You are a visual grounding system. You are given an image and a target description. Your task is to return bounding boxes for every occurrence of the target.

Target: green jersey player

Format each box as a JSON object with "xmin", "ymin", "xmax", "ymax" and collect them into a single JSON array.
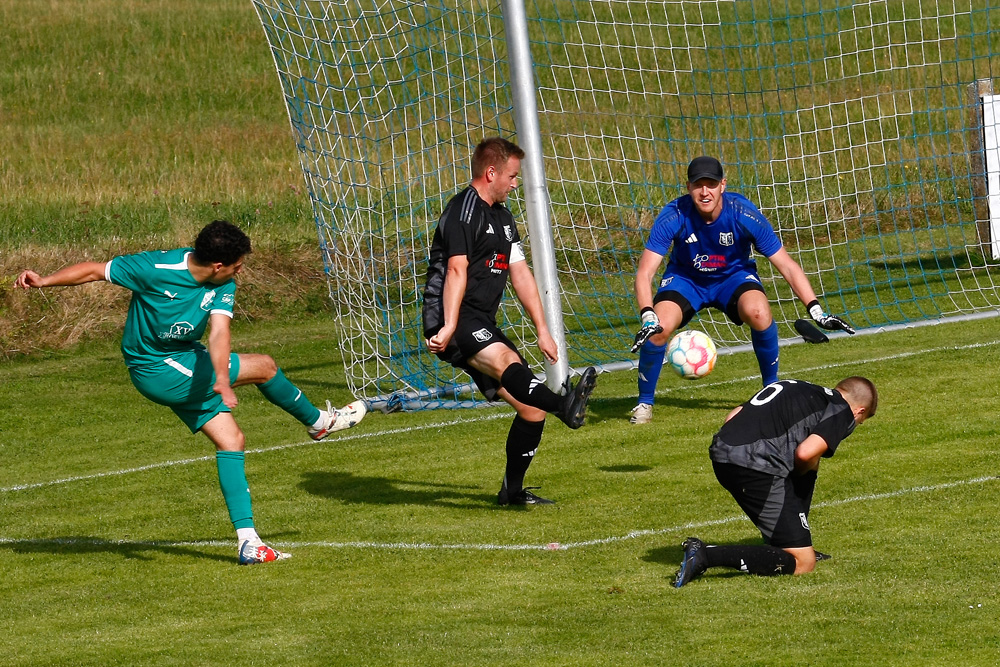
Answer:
[{"xmin": 15, "ymin": 220, "xmax": 366, "ymax": 565}]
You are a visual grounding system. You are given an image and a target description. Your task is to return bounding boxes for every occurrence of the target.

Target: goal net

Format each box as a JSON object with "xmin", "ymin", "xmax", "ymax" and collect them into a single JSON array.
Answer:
[{"xmin": 253, "ymin": 0, "xmax": 1000, "ymax": 409}]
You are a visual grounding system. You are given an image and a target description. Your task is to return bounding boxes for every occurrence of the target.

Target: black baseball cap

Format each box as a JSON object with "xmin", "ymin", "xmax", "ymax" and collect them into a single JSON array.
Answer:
[{"xmin": 687, "ymin": 156, "xmax": 724, "ymax": 183}]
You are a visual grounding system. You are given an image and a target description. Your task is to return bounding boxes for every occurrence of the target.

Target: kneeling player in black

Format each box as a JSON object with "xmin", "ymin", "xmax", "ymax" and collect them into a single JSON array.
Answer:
[
  {"xmin": 422, "ymin": 137, "xmax": 598, "ymax": 506},
  {"xmin": 674, "ymin": 376, "xmax": 877, "ymax": 587}
]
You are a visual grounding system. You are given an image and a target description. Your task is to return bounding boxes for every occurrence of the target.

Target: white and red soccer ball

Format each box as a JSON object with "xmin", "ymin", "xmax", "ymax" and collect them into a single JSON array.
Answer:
[{"xmin": 666, "ymin": 329, "xmax": 717, "ymax": 379}]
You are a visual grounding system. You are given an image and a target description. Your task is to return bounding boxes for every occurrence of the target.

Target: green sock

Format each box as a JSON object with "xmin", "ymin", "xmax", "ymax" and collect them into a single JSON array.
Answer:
[
  {"xmin": 258, "ymin": 368, "xmax": 322, "ymax": 426},
  {"xmin": 216, "ymin": 451, "xmax": 254, "ymax": 530}
]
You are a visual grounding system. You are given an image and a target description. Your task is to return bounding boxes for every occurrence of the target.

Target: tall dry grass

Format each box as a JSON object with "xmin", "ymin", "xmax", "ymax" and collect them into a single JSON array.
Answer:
[
  {"xmin": 2, "ymin": 1, "xmax": 331, "ymax": 357},
  {"xmin": 1, "ymin": 238, "xmax": 328, "ymax": 358}
]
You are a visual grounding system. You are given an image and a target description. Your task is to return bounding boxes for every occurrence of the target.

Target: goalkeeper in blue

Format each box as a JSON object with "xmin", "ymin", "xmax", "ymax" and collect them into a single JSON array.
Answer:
[
  {"xmin": 14, "ymin": 220, "xmax": 366, "ymax": 565},
  {"xmin": 630, "ymin": 156, "xmax": 854, "ymax": 424}
]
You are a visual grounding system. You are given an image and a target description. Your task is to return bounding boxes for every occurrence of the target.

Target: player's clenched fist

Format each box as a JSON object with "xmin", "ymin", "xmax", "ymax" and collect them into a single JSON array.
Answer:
[{"xmin": 15, "ymin": 270, "xmax": 43, "ymax": 289}]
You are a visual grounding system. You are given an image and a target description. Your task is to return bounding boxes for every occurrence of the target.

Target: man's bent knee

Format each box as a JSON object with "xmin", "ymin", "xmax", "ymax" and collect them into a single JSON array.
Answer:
[
  {"xmin": 648, "ymin": 328, "xmax": 673, "ymax": 347},
  {"xmin": 235, "ymin": 353, "xmax": 278, "ymax": 385},
  {"xmin": 785, "ymin": 546, "xmax": 817, "ymax": 575},
  {"xmin": 470, "ymin": 343, "xmax": 522, "ymax": 380},
  {"xmin": 515, "ymin": 404, "xmax": 546, "ymax": 422},
  {"xmin": 738, "ymin": 294, "xmax": 773, "ymax": 329}
]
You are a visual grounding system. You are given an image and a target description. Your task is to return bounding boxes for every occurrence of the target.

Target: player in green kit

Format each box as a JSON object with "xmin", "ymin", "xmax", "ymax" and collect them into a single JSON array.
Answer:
[{"xmin": 14, "ymin": 220, "xmax": 366, "ymax": 565}]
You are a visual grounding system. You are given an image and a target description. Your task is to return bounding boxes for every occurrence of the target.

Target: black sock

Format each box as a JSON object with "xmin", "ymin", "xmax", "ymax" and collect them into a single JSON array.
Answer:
[
  {"xmin": 503, "ymin": 415, "xmax": 545, "ymax": 492},
  {"xmin": 500, "ymin": 363, "xmax": 563, "ymax": 413},
  {"xmin": 704, "ymin": 544, "xmax": 797, "ymax": 576}
]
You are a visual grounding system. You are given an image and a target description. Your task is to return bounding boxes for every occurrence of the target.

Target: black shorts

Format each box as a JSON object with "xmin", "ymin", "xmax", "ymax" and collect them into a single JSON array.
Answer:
[
  {"xmin": 425, "ymin": 310, "xmax": 522, "ymax": 402},
  {"xmin": 712, "ymin": 461, "xmax": 817, "ymax": 548}
]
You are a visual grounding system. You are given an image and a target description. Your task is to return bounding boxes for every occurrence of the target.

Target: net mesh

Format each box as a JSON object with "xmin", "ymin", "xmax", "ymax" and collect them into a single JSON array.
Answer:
[{"xmin": 253, "ymin": 0, "xmax": 1000, "ymax": 409}]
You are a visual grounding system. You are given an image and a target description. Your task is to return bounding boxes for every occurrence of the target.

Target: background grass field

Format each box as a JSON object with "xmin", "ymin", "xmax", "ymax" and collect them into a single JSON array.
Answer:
[
  {"xmin": 4, "ymin": 317, "xmax": 1000, "ymax": 665},
  {"xmin": 1, "ymin": 0, "xmax": 319, "ymax": 355},
  {"xmin": 5, "ymin": 1, "xmax": 1000, "ymax": 664}
]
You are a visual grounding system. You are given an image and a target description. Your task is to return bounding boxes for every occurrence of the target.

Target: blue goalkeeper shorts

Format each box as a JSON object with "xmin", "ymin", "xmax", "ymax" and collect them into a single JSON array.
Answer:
[{"xmin": 653, "ymin": 270, "xmax": 766, "ymax": 327}]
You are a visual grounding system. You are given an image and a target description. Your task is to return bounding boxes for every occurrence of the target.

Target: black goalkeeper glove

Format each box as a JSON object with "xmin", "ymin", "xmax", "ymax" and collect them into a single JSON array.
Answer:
[
  {"xmin": 807, "ymin": 301, "xmax": 856, "ymax": 335},
  {"xmin": 630, "ymin": 307, "xmax": 663, "ymax": 353}
]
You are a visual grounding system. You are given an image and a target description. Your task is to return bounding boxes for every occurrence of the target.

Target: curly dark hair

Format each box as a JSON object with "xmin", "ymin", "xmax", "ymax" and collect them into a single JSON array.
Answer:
[{"xmin": 192, "ymin": 220, "xmax": 252, "ymax": 266}]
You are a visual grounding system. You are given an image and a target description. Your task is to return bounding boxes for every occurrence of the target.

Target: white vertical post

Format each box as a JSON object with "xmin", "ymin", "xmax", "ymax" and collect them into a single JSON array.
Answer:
[
  {"xmin": 982, "ymin": 94, "xmax": 1000, "ymax": 261},
  {"xmin": 500, "ymin": 0, "xmax": 569, "ymax": 391}
]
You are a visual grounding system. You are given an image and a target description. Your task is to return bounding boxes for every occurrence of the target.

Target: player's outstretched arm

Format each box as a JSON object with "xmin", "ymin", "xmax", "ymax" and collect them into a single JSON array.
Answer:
[
  {"xmin": 509, "ymin": 260, "xmax": 557, "ymax": 364},
  {"xmin": 15, "ymin": 262, "xmax": 107, "ymax": 289},
  {"xmin": 767, "ymin": 248, "xmax": 818, "ymax": 305},
  {"xmin": 767, "ymin": 248, "xmax": 856, "ymax": 334}
]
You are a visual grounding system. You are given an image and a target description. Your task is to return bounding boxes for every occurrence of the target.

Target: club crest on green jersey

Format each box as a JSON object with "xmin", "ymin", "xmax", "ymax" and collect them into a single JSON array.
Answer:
[{"xmin": 200, "ymin": 290, "xmax": 217, "ymax": 311}]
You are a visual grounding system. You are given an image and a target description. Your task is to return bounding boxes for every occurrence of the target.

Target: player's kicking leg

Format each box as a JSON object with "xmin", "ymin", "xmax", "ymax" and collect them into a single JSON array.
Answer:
[
  {"xmin": 470, "ymin": 343, "xmax": 598, "ymax": 430},
  {"xmin": 234, "ymin": 353, "xmax": 367, "ymax": 440}
]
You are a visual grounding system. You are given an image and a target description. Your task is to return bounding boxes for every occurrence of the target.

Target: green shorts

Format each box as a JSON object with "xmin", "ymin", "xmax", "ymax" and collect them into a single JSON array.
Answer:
[{"xmin": 129, "ymin": 349, "xmax": 241, "ymax": 433}]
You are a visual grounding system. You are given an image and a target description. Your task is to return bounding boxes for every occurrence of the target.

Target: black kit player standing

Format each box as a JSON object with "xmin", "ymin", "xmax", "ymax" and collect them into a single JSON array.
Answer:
[
  {"xmin": 674, "ymin": 376, "xmax": 877, "ymax": 587},
  {"xmin": 422, "ymin": 137, "xmax": 598, "ymax": 506}
]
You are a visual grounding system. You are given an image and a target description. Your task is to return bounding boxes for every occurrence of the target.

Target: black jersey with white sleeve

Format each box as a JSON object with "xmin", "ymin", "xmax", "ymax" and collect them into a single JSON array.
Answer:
[{"xmin": 422, "ymin": 187, "xmax": 523, "ymax": 333}]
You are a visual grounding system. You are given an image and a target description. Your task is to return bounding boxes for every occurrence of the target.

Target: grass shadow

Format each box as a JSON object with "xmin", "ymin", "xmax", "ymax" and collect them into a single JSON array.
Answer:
[
  {"xmin": 300, "ymin": 470, "xmax": 491, "ymax": 509},
  {"xmin": 642, "ymin": 535, "xmax": 766, "ymax": 567},
  {"xmin": 599, "ymin": 464, "xmax": 654, "ymax": 473},
  {"xmin": 0, "ymin": 536, "xmax": 233, "ymax": 563},
  {"xmin": 587, "ymin": 394, "xmax": 734, "ymax": 424}
]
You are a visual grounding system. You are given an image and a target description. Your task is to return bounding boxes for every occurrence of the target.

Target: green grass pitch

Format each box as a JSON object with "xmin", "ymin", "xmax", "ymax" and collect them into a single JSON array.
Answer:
[{"xmin": 3, "ymin": 317, "xmax": 1000, "ymax": 665}]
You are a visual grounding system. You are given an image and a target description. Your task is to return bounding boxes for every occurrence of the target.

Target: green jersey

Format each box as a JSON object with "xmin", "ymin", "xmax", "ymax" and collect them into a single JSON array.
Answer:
[{"xmin": 106, "ymin": 248, "xmax": 236, "ymax": 368}]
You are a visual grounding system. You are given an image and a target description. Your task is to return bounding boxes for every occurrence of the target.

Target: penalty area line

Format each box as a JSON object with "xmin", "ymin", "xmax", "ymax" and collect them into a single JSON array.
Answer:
[{"xmin": 2, "ymin": 475, "xmax": 995, "ymax": 553}]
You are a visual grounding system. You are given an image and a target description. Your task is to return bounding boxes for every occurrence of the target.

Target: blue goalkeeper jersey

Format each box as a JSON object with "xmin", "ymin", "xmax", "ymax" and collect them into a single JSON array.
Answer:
[
  {"xmin": 645, "ymin": 192, "xmax": 783, "ymax": 284},
  {"xmin": 105, "ymin": 248, "xmax": 236, "ymax": 369}
]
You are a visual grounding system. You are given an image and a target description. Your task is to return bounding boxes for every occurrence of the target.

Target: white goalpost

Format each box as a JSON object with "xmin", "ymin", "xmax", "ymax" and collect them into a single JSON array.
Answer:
[{"xmin": 252, "ymin": 0, "xmax": 1000, "ymax": 410}]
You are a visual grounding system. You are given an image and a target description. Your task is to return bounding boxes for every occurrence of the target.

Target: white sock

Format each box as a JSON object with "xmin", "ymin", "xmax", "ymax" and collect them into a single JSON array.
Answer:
[
  {"xmin": 311, "ymin": 410, "xmax": 329, "ymax": 429},
  {"xmin": 237, "ymin": 527, "xmax": 261, "ymax": 545}
]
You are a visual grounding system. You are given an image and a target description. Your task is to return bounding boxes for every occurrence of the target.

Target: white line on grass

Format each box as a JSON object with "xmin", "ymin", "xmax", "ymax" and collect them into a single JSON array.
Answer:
[
  {"xmin": 4, "ymin": 338, "xmax": 999, "ymax": 495},
  {"xmin": 1, "ymin": 475, "xmax": 995, "ymax": 553},
  {"xmin": 0, "ymin": 413, "xmax": 510, "ymax": 494}
]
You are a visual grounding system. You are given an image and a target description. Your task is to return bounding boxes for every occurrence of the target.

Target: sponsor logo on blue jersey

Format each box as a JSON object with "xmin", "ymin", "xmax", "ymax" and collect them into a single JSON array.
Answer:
[{"xmin": 692, "ymin": 254, "xmax": 727, "ymax": 271}]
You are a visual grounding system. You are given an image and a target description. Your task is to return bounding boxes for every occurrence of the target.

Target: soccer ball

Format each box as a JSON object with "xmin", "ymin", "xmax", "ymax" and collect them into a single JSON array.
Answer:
[{"xmin": 666, "ymin": 330, "xmax": 717, "ymax": 379}]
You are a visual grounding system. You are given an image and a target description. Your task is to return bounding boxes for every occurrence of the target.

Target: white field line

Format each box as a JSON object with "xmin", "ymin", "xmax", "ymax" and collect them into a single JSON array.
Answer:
[
  {"xmin": 3, "ymin": 338, "xmax": 998, "ymax": 495},
  {"xmin": 0, "ymin": 413, "xmax": 511, "ymax": 493},
  {"xmin": 0, "ymin": 474, "xmax": 995, "ymax": 553}
]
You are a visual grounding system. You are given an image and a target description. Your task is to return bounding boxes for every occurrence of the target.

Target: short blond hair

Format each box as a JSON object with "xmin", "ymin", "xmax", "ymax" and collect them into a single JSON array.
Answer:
[{"xmin": 836, "ymin": 376, "xmax": 878, "ymax": 418}]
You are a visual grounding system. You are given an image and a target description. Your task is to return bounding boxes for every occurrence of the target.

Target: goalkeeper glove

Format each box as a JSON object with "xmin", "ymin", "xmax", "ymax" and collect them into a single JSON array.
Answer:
[
  {"xmin": 807, "ymin": 301, "xmax": 856, "ymax": 335},
  {"xmin": 630, "ymin": 307, "xmax": 663, "ymax": 353}
]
